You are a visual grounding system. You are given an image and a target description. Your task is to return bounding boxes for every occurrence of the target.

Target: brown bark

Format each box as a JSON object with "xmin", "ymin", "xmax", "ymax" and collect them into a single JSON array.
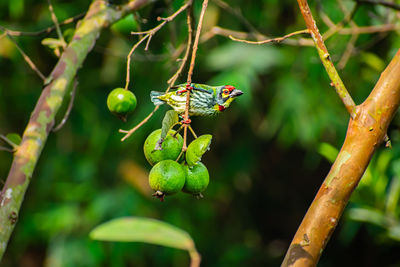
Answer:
[{"xmin": 282, "ymin": 49, "xmax": 400, "ymax": 266}]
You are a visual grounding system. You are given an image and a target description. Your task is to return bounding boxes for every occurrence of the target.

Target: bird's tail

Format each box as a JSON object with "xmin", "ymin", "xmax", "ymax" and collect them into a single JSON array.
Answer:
[{"xmin": 150, "ymin": 91, "xmax": 165, "ymax": 106}]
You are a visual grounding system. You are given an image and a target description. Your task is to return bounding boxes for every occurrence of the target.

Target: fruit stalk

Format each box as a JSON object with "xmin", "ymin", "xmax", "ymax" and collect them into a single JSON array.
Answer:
[
  {"xmin": 182, "ymin": 0, "xmax": 208, "ymax": 151},
  {"xmin": 0, "ymin": 0, "xmax": 151, "ymax": 260}
]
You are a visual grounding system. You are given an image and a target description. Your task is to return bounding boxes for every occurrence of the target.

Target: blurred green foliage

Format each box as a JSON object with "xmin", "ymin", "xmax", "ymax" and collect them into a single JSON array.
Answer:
[{"xmin": 1, "ymin": 0, "xmax": 400, "ymax": 266}]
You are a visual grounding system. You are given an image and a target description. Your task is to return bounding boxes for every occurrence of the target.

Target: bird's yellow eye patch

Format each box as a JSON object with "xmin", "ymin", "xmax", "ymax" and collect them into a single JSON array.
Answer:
[{"xmin": 222, "ymin": 89, "xmax": 230, "ymax": 97}]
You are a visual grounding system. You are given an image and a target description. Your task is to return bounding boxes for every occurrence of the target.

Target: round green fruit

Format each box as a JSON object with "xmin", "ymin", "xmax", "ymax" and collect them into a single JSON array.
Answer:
[
  {"xmin": 182, "ymin": 162, "xmax": 210, "ymax": 196},
  {"xmin": 107, "ymin": 88, "xmax": 137, "ymax": 120},
  {"xmin": 186, "ymin": 134, "xmax": 212, "ymax": 166},
  {"xmin": 149, "ymin": 160, "xmax": 186, "ymax": 196},
  {"xmin": 144, "ymin": 129, "xmax": 183, "ymax": 166}
]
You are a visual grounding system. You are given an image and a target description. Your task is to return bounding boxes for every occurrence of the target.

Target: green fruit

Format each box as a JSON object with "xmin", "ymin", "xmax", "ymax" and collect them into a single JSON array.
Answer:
[
  {"xmin": 186, "ymin": 134, "xmax": 212, "ymax": 166},
  {"xmin": 107, "ymin": 88, "xmax": 137, "ymax": 120},
  {"xmin": 144, "ymin": 129, "xmax": 183, "ymax": 166},
  {"xmin": 182, "ymin": 162, "xmax": 210, "ymax": 196},
  {"xmin": 149, "ymin": 160, "xmax": 186, "ymax": 196}
]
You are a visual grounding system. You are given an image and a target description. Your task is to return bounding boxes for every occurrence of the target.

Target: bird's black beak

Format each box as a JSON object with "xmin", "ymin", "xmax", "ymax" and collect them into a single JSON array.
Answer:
[{"xmin": 230, "ymin": 89, "xmax": 243, "ymax": 97}]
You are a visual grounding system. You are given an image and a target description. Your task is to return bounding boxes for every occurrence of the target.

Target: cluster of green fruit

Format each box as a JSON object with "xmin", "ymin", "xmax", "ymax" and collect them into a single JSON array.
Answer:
[
  {"xmin": 144, "ymin": 129, "xmax": 211, "ymax": 200},
  {"xmin": 106, "ymin": 88, "xmax": 211, "ymax": 201}
]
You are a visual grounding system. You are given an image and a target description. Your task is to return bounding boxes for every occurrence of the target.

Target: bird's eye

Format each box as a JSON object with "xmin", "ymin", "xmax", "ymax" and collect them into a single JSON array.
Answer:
[{"xmin": 222, "ymin": 89, "xmax": 229, "ymax": 95}]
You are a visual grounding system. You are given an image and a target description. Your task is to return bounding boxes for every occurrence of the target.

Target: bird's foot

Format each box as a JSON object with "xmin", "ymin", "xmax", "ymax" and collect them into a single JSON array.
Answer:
[
  {"xmin": 181, "ymin": 118, "xmax": 191, "ymax": 124},
  {"xmin": 176, "ymin": 84, "xmax": 193, "ymax": 95}
]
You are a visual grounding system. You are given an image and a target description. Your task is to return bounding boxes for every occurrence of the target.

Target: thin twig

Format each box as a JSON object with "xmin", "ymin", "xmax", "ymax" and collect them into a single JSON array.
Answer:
[
  {"xmin": 52, "ymin": 79, "xmax": 78, "ymax": 132},
  {"xmin": 356, "ymin": 0, "xmax": 400, "ymax": 11},
  {"xmin": 338, "ymin": 32, "xmax": 359, "ymax": 69},
  {"xmin": 120, "ymin": 2, "xmax": 194, "ymax": 141},
  {"xmin": 3, "ymin": 13, "xmax": 84, "ymax": 37},
  {"xmin": 0, "ymin": 147, "xmax": 13, "ymax": 153},
  {"xmin": 0, "ymin": 27, "xmax": 46, "ymax": 81},
  {"xmin": 229, "ymin": 29, "xmax": 310, "ymax": 44},
  {"xmin": 339, "ymin": 24, "xmax": 400, "ymax": 34},
  {"xmin": 212, "ymin": 0, "xmax": 260, "ymax": 34},
  {"xmin": 296, "ymin": 0, "xmax": 357, "ymax": 118},
  {"xmin": 186, "ymin": 0, "xmax": 208, "ymax": 85},
  {"xmin": 189, "ymin": 249, "xmax": 201, "ymax": 267},
  {"xmin": 47, "ymin": 0, "xmax": 66, "ymax": 48},
  {"xmin": 125, "ymin": 1, "xmax": 191, "ymax": 90},
  {"xmin": 124, "ymin": 36, "xmax": 150, "ymax": 90},
  {"xmin": 321, "ymin": 2, "xmax": 359, "ymax": 41},
  {"xmin": 337, "ymin": 0, "xmax": 360, "ymax": 69},
  {"xmin": 181, "ymin": 0, "xmax": 208, "ymax": 152},
  {"xmin": 119, "ymin": 106, "xmax": 160, "ymax": 141},
  {"xmin": 204, "ymin": 26, "xmax": 314, "ymax": 46},
  {"xmin": 0, "ymin": 135, "xmax": 18, "ymax": 150}
]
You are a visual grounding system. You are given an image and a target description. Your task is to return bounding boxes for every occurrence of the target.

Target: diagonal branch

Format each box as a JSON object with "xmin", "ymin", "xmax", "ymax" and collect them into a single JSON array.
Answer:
[
  {"xmin": 297, "ymin": 0, "xmax": 357, "ymax": 118},
  {"xmin": 282, "ymin": 49, "xmax": 400, "ymax": 267},
  {"xmin": 0, "ymin": 0, "xmax": 152, "ymax": 261}
]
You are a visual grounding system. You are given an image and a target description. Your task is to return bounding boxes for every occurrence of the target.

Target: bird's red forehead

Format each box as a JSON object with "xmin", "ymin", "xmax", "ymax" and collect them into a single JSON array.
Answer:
[{"xmin": 225, "ymin": 85, "xmax": 235, "ymax": 92}]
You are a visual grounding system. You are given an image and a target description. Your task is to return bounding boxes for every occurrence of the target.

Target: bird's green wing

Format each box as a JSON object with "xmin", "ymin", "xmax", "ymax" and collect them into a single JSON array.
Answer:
[
  {"xmin": 192, "ymin": 83, "xmax": 214, "ymax": 94},
  {"xmin": 173, "ymin": 83, "xmax": 215, "ymax": 94}
]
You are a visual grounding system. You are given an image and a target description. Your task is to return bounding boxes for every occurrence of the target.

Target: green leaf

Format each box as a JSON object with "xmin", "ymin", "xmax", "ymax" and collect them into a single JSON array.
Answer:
[
  {"xmin": 161, "ymin": 110, "xmax": 179, "ymax": 140},
  {"xmin": 6, "ymin": 133, "xmax": 22, "ymax": 146},
  {"xmin": 90, "ymin": 217, "xmax": 195, "ymax": 251},
  {"xmin": 347, "ymin": 207, "xmax": 386, "ymax": 227},
  {"xmin": 186, "ymin": 135, "xmax": 212, "ymax": 166},
  {"xmin": 318, "ymin": 142, "xmax": 338, "ymax": 163},
  {"xmin": 360, "ymin": 52, "xmax": 385, "ymax": 72}
]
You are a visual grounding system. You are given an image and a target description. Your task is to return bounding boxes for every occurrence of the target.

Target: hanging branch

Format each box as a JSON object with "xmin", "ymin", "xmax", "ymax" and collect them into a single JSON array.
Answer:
[
  {"xmin": 181, "ymin": 0, "xmax": 208, "ymax": 151},
  {"xmin": 0, "ymin": 0, "xmax": 152, "ymax": 260},
  {"xmin": 120, "ymin": 1, "xmax": 194, "ymax": 141},
  {"xmin": 124, "ymin": 1, "xmax": 192, "ymax": 91}
]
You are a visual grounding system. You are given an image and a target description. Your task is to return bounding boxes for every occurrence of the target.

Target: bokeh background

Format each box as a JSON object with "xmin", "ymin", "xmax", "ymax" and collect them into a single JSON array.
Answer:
[{"xmin": 1, "ymin": 0, "xmax": 400, "ymax": 266}]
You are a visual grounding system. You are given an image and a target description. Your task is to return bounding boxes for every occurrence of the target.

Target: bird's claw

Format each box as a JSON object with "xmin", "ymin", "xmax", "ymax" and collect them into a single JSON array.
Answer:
[
  {"xmin": 176, "ymin": 84, "xmax": 193, "ymax": 95},
  {"xmin": 181, "ymin": 119, "xmax": 191, "ymax": 124}
]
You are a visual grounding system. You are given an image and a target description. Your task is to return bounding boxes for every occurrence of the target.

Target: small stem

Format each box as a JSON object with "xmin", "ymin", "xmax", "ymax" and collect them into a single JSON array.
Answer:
[
  {"xmin": 188, "ymin": 125, "xmax": 197, "ymax": 139},
  {"xmin": 125, "ymin": 35, "xmax": 149, "ymax": 90},
  {"xmin": 119, "ymin": 106, "xmax": 159, "ymax": 141},
  {"xmin": 296, "ymin": 0, "xmax": 357, "ymax": 119},
  {"xmin": 0, "ymin": 146, "xmax": 13, "ymax": 153},
  {"xmin": 47, "ymin": 0, "xmax": 67, "ymax": 48},
  {"xmin": 355, "ymin": 0, "xmax": 400, "ymax": 11},
  {"xmin": 0, "ymin": 135, "xmax": 18, "ymax": 150},
  {"xmin": 124, "ymin": 1, "xmax": 192, "ymax": 91},
  {"xmin": 189, "ymin": 249, "xmax": 201, "ymax": 267},
  {"xmin": 181, "ymin": 0, "xmax": 208, "ymax": 152},
  {"xmin": 120, "ymin": 1, "xmax": 194, "ymax": 141},
  {"xmin": 229, "ymin": 29, "xmax": 310, "ymax": 45}
]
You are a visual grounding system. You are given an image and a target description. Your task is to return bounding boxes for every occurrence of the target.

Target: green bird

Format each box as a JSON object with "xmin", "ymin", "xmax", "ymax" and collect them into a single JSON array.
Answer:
[{"xmin": 150, "ymin": 83, "xmax": 243, "ymax": 116}]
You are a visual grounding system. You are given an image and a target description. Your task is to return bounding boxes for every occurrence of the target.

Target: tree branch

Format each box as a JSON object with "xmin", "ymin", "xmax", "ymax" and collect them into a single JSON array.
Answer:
[
  {"xmin": 0, "ymin": 0, "xmax": 151, "ymax": 260},
  {"xmin": 282, "ymin": 49, "xmax": 400, "ymax": 267},
  {"xmin": 297, "ymin": 0, "xmax": 357, "ymax": 119}
]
